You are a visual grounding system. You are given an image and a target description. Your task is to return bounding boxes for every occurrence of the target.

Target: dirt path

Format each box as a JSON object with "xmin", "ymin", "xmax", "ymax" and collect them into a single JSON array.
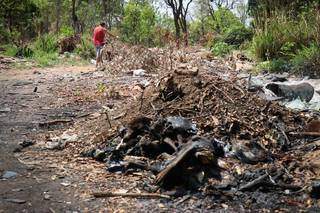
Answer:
[
  {"xmin": 0, "ymin": 65, "xmax": 100, "ymax": 212},
  {"xmin": 0, "ymin": 64, "xmax": 161, "ymax": 212}
]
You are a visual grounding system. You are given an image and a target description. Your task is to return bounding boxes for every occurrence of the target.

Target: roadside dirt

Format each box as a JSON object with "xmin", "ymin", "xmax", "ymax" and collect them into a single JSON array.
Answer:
[
  {"xmin": 0, "ymin": 65, "xmax": 113, "ymax": 212},
  {"xmin": 0, "ymin": 64, "xmax": 177, "ymax": 212}
]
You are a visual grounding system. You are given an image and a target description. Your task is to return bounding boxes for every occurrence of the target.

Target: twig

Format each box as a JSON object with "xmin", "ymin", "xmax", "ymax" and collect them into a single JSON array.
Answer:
[
  {"xmin": 139, "ymin": 89, "xmax": 145, "ymax": 111},
  {"xmin": 102, "ymin": 106, "xmax": 112, "ymax": 128},
  {"xmin": 38, "ymin": 119, "xmax": 73, "ymax": 128},
  {"xmin": 247, "ymin": 73, "xmax": 252, "ymax": 91},
  {"xmin": 239, "ymin": 173, "xmax": 268, "ymax": 191},
  {"xmin": 212, "ymin": 84, "xmax": 235, "ymax": 104},
  {"xmin": 92, "ymin": 192, "xmax": 170, "ymax": 199},
  {"xmin": 289, "ymin": 132, "xmax": 320, "ymax": 137},
  {"xmin": 112, "ymin": 112, "xmax": 127, "ymax": 120}
]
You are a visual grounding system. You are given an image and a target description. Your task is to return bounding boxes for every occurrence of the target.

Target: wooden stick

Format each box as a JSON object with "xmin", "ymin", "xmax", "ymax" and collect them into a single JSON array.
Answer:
[
  {"xmin": 239, "ymin": 173, "xmax": 268, "ymax": 191},
  {"xmin": 102, "ymin": 106, "xmax": 112, "ymax": 128},
  {"xmin": 211, "ymin": 84, "xmax": 235, "ymax": 104},
  {"xmin": 290, "ymin": 132, "xmax": 320, "ymax": 137},
  {"xmin": 38, "ymin": 119, "xmax": 73, "ymax": 128},
  {"xmin": 92, "ymin": 192, "xmax": 170, "ymax": 199}
]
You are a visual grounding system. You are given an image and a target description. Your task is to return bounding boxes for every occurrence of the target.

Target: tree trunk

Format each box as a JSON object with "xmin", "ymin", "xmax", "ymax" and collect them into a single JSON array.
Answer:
[
  {"xmin": 55, "ymin": 0, "xmax": 61, "ymax": 33},
  {"xmin": 71, "ymin": 0, "xmax": 78, "ymax": 34},
  {"xmin": 173, "ymin": 14, "xmax": 181, "ymax": 47}
]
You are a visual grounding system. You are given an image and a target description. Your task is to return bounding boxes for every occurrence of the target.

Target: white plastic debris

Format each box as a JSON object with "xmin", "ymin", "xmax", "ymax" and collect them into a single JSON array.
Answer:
[
  {"xmin": 90, "ymin": 59, "xmax": 96, "ymax": 65},
  {"xmin": 133, "ymin": 69, "xmax": 146, "ymax": 77}
]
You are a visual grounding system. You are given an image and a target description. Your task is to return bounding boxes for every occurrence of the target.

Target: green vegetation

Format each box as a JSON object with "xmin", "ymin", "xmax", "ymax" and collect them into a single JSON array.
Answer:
[
  {"xmin": 121, "ymin": 1, "xmax": 156, "ymax": 46},
  {"xmin": 0, "ymin": 0, "xmax": 319, "ymax": 76}
]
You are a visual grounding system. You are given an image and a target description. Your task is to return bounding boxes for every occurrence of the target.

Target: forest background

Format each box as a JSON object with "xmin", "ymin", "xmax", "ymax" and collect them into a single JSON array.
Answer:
[{"xmin": 0, "ymin": 0, "xmax": 319, "ymax": 77}]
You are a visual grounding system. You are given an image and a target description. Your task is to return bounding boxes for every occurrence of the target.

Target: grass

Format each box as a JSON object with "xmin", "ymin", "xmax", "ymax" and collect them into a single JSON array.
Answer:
[{"xmin": 252, "ymin": 9, "xmax": 320, "ymax": 61}]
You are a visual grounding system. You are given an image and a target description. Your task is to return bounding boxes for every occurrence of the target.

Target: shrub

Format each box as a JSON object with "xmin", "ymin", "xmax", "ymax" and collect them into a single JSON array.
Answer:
[
  {"xmin": 75, "ymin": 33, "xmax": 95, "ymax": 59},
  {"xmin": 252, "ymin": 9, "xmax": 319, "ymax": 61},
  {"xmin": 291, "ymin": 43, "xmax": 320, "ymax": 77},
  {"xmin": 32, "ymin": 51, "xmax": 59, "ymax": 67},
  {"xmin": 223, "ymin": 26, "xmax": 253, "ymax": 47},
  {"xmin": 211, "ymin": 41, "xmax": 233, "ymax": 57},
  {"xmin": 33, "ymin": 34, "xmax": 58, "ymax": 53},
  {"xmin": 1, "ymin": 45, "xmax": 19, "ymax": 57},
  {"xmin": 121, "ymin": 1, "xmax": 156, "ymax": 46},
  {"xmin": 256, "ymin": 59, "xmax": 290, "ymax": 73}
]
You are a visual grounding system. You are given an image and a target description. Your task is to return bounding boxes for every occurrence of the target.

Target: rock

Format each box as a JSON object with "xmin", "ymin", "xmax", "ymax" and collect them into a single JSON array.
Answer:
[
  {"xmin": 0, "ymin": 107, "xmax": 11, "ymax": 113},
  {"xmin": 2, "ymin": 171, "xmax": 18, "ymax": 179},
  {"xmin": 265, "ymin": 82, "xmax": 315, "ymax": 102},
  {"xmin": 6, "ymin": 199, "xmax": 26, "ymax": 204}
]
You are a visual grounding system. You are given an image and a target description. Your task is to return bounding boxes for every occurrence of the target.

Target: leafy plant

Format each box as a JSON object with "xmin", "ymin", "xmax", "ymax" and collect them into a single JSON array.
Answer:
[
  {"xmin": 291, "ymin": 43, "xmax": 320, "ymax": 77},
  {"xmin": 33, "ymin": 34, "xmax": 58, "ymax": 53},
  {"xmin": 222, "ymin": 26, "xmax": 253, "ymax": 47},
  {"xmin": 211, "ymin": 42, "xmax": 233, "ymax": 57},
  {"xmin": 75, "ymin": 33, "xmax": 95, "ymax": 59},
  {"xmin": 121, "ymin": 0, "xmax": 156, "ymax": 46},
  {"xmin": 256, "ymin": 59, "xmax": 290, "ymax": 73}
]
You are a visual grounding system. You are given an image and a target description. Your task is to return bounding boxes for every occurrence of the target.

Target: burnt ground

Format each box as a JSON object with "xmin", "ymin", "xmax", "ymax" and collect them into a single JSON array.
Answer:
[{"xmin": 0, "ymin": 59, "xmax": 319, "ymax": 212}]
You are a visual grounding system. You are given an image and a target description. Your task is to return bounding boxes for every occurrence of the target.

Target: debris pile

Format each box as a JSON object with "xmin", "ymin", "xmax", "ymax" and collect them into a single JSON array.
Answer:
[
  {"xmin": 102, "ymin": 41, "xmax": 214, "ymax": 75},
  {"xmin": 58, "ymin": 34, "xmax": 81, "ymax": 54},
  {"xmin": 83, "ymin": 66, "xmax": 319, "ymax": 209}
]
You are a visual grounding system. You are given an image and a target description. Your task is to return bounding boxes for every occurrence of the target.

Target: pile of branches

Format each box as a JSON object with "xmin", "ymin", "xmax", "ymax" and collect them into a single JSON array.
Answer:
[
  {"xmin": 102, "ymin": 41, "xmax": 214, "ymax": 75},
  {"xmin": 83, "ymin": 44, "xmax": 320, "ymax": 209}
]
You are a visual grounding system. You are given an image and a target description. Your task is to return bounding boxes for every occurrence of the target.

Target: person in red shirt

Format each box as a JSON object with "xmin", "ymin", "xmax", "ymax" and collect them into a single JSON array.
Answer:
[{"xmin": 93, "ymin": 22, "xmax": 116, "ymax": 68}]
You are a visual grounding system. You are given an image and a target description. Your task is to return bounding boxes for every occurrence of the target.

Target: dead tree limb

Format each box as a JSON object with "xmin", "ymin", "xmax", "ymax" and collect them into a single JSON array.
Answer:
[{"xmin": 92, "ymin": 192, "xmax": 170, "ymax": 199}]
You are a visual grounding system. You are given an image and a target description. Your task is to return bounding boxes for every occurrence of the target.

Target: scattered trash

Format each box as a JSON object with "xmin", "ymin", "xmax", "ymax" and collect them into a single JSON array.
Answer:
[
  {"xmin": 46, "ymin": 132, "xmax": 78, "ymax": 150},
  {"xmin": 133, "ymin": 69, "xmax": 146, "ymax": 77},
  {"xmin": 61, "ymin": 181, "xmax": 71, "ymax": 187}
]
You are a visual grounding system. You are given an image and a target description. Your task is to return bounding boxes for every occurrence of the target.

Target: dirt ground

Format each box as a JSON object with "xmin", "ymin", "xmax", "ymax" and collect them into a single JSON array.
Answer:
[
  {"xmin": 0, "ymin": 65, "xmax": 136, "ymax": 212},
  {"xmin": 0, "ymin": 64, "xmax": 196, "ymax": 212}
]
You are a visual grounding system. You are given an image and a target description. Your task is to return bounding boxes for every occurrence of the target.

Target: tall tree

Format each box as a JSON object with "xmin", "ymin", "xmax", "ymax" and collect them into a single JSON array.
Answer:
[{"xmin": 164, "ymin": 0, "xmax": 194, "ymax": 46}]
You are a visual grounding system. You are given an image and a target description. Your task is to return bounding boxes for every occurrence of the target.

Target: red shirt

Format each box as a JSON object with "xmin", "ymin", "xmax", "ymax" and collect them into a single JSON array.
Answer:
[{"xmin": 93, "ymin": 26, "xmax": 106, "ymax": 46}]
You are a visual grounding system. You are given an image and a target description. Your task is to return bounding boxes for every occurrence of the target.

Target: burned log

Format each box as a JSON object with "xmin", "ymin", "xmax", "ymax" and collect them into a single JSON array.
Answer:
[
  {"xmin": 265, "ymin": 82, "xmax": 314, "ymax": 102},
  {"xmin": 155, "ymin": 136, "xmax": 222, "ymax": 189}
]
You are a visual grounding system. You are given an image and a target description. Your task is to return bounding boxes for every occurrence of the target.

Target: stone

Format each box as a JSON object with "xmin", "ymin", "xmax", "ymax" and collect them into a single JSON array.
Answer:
[
  {"xmin": 0, "ymin": 107, "xmax": 11, "ymax": 113},
  {"xmin": 2, "ymin": 171, "xmax": 18, "ymax": 179},
  {"xmin": 6, "ymin": 199, "xmax": 26, "ymax": 204}
]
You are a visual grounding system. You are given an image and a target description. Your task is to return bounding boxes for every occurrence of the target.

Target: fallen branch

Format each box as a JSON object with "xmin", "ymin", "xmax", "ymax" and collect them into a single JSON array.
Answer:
[
  {"xmin": 239, "ymin": 173, "xmax": 268, "ymax": 191},
  {"xmin": 211, "ymin": 84, "xmax": 235, "ymax": 104},
  {"xmin": 92, "ymin": 191, "xmax": 170, "ymax": 199},
  {"xmin": 290, "ymin": 132, "xmax": 320, "ymax": 137},
  {"xmin": 38, "ymin": 119, "xmax": 73, "ymax": 128}
]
